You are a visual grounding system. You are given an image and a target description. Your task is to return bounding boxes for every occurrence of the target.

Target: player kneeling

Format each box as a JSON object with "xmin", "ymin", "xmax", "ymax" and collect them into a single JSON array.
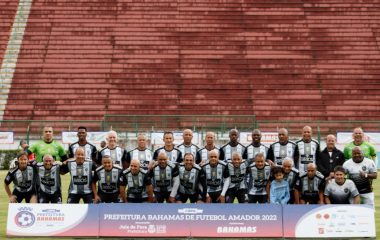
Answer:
[{"xmin": 92, "ymin": 155, "xmax": 123, "ymax": 203}]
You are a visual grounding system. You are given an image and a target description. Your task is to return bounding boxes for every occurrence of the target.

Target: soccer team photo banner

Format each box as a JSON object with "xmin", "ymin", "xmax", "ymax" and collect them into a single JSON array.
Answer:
[{"xmin": 7, "ymin": 204, "xmax": 375, "ymax": 238}]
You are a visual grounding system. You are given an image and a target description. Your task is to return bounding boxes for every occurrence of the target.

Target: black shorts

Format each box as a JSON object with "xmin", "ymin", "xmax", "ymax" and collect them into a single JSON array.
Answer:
[
  {"xmin": 13, "ymin": 189, "xmax": 36, "ymax": 203},
  {"xmin": 226, "ymin": 188, "xmax": 246, "ymax": 203},
  {"xmin": 208, "ymin": 191, "xmax": 222, "ymax": 203},
  {"xmin": 154, "ymin": 191, "xmax": 171, "ymax": 203},
  {"xmin": 176, "ymin": 193, "xmax": 199, "ymax": 203},
  {"xmin": 38, "ymin": 191, "xmax": 62, "ymax": 203},
  {"xmin": 127, "ymin": 197, "xmax": 148, "ymax": 203},
  {"xmin": 67, "ymin": 193, "xmax": 93, "ymax": 204},
  {"xmin": 248, "ymin": 194, "xmax": 267, "ymax": 203},
  {"xmin": 98, "ymin": 193, "xmax": 121, "ymax": 203}
]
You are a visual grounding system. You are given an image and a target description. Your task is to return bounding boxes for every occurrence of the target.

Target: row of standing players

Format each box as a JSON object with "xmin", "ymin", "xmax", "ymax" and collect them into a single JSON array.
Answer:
[{"xmin": 4, "ymin": 126, "xmax": 377, "ymax": 204}]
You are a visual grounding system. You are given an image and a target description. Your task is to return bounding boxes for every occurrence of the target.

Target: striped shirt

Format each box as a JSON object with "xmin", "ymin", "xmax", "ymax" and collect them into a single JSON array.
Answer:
[
  {"xmin": 36, "ymin": 163, "xmax": 61, "ymax": 195},
  {"xmin": 247, "ymin": 162, "xmax": 271, "ymax": 195},
  {"xmin": 243, "ymin": 143, "xmax": 269, "ymax": 164},
  {"xmin": 219, "ymin": 143, "xmax": 246, "ymax": 162},
  {"xmin": 61, "ymin": 160, "xmax": 96, "ymax": 195},
  {"xmin": 153, "ymin": 147, "xmax": 182, "ymax": 164},
  {"xmin": 150, "ymin": 162, "xmax": 179, "ymax": 193},
  {"xmin": 267, "ymin": 141, "xmax": 298, "ymax": 166},
  {"xmin": 5, "ymin": 165, "xmax": 36, "ymax": 193},
  {"xmin": 68, "ymin": 141, "xmax": 97, "ymax": 161},
  {"xmin": 177, "ymin": 143, "xmax": 199, "ymax": 159},
  {"xmin": 202, "ymin": 161, "xmax": 229, "ymax": 193},
  {"xmin": 127, "ymin": 148, "xmax": 153, "ymax": 170},
  {"xmin": 295, "ymin": 139, "xmax": 320, "ymax": 175},
  {"xmin": 93, "ymin": 165, "xmax": 123, "ymax": 197},
  {"xmin": 196, "ymin": 146, "xmax": 219, "ymax": 164},
  {"xmin": 227, "ymin": 161, "xmax": 249, "ymax": 190},
  {"xmin": 120, "ymin": 168, "xmax": 151, "ymax": 199}
]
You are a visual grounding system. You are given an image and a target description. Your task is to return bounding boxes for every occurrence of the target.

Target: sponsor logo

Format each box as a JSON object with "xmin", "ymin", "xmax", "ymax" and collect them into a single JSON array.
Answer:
[
  {"xmin": 36, "ymin": 208, "xmax": 65, "ymax": 222},
  {"xmin": 178, "ymin": 208, "xmax": 203, "ymax": 214},
  {"xmin": 15, "ymin": 207, "xmax": 35, "ymax": 228},
  {"xmin": 217, "ymin": 226, "xmax": 257, "ymax": 233}
]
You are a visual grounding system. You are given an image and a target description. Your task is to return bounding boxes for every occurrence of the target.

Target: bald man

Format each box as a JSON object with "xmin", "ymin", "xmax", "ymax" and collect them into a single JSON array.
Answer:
[
  {"xmin": 119, "ymin": 159, "xmax": 154, "ymax": 203},
  {"xmin": 149, "ymin": 151, "xmax": 179, "ymax": 203},
  {"xmin": 295, "ymin": 126, "xmax": 320, "ymax": 176},
  {"xmin": 61, "ymin": 148, "xmax": 97, "ymax": 203},
  {"xmin": 343, "ymin": 146, "xmax": 377, "ymax": 205},
  {"xmin": 317, "ymin": 134, "xmax": 345, "ymax": 180},
  {"xmin": 343, "ymin": 127, "xmax": 377, "ymax": 161},
  {"xmin": 267, "ymin": 128, "xmax": 298, "ymax": 167},
  {"xmin": 243, "ymin": 129, "xmax": 269, "ymax": 164},
  {"xmin": 177, "ymin": 129, "xmax": 200, "ymax": 159},
  {"xmin": 126, "ymin": 134, "xmax": 153, "ymax": 170},
  {"xmin": 296, "ymin": 163, "xmax": 325, "ymax": 204},
  {"xmin": 219, "ymin": 129, "xmax": 246, "ymax": 162},
  {"xmin": 196, "ymin": 131, "xmax": 219, "ymax": 165}
]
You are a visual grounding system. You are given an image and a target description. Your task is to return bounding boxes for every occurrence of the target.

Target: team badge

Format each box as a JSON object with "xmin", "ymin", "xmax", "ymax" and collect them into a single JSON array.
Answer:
[{"xmin": 15, "ymin": 208, "xmax": 35, "ymax": 228}]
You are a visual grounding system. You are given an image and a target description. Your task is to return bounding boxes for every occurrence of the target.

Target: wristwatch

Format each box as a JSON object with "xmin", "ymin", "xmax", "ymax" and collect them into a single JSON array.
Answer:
[{"xmin": 365, "ymin": 173, "xmax": 368, "ymax": 178}]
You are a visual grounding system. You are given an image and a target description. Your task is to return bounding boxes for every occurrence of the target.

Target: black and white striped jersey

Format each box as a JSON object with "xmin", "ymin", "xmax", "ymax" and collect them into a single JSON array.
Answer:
[
  {"xmin": 202, "ymin": 161, "xmax": 229, "ymax": 193},
  {"xmin": 61, "ymin": 160, "xmax": 96, "ymax": 195},
  {"xmin": 127, "ymin": 148, "xmax": 153, "ymax": 170},
  {"xmin": 196, "ymin": 146, "xmax": 219, "ymax": 164},
  {"xmin": 247, "ymin": 162, "xmax": 271, "ymax": 196},
  {"xmin": 176, "ymin": 143, "xmax": 200, "ymax": 159},
  {"xmin": 120, "ymin": 168, "xmax": 152, "ymax": 199},
  {"xmin": 267, "ymin": 141, "xmax": 298, "ymax": 166},
  {"xmin": 227, "ymin": 161, "xmax": 249, "ymax": 190},
  {"xmin": 68, "ymin": 141, "xmax": 97, "ymax": 161},
  {"xmin": 97, "ymin": 146, "xmax": 127, "ymax": 167},
  {"xmin": 5, "ymin": 165, "xmax": 36, "ymax": 193},
  {"xmin": 284, "ymin": 167, "xmax": 300, "ymax": 190},
  {"xmin": 153, "ymin": 147, "xmax": 182, "ymax": 163},
  {"xmin": 243, "ymin": 143, "xmax": 269, "ymax": 164},
  {"xmin": 93, "ymin": 165, "xmax": 123, "ymax": 197},
  {"xmin": 219, "ymin": 142, "xmax": 246, "ymax": 162},
  {"xmin": 297, "ymin": 171, "xmax": 325, "ymax": 202},
  {"xmin": 36, "ymin": 163, "xmax": 61, "ymax": 195},
  {"xmin": 150, "ymin": 162, "xmax": 179, "ymax": 193},
  {"xmin": 295, "ymin": 139, "xmax": 320, "ymax": 176},
  {"xmin": 178, "ymin": 163, "xmax": 206, "ymax": 197}
]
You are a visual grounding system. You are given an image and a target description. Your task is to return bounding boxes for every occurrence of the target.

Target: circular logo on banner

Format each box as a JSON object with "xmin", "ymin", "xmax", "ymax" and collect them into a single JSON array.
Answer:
[{"xmin": 15, "ymin": 211, "xmax": 35, "ymax": 228}]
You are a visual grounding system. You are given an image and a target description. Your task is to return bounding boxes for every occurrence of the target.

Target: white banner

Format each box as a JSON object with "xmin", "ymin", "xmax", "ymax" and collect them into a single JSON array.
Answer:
[
  {"xmin": 62, "ymin": 132, "xmax": 108, "ymax": 144},
  {"xmin": 7, "ymin": 204, "xmax": 91, "ymax": 236},
  {"xmin": 295, "ymin": 205, "xmax": 375, "ymax": 238},
  {"xmin": 240, "ymin": 132, "xmax": 278, "ymax": 146},
  {"xmin": 0, "ymin": 132, "xmax": 13, "ymax": 144},
  {"xmin": 337, "ymin": 132, "xmax": 380, "ymax": 144}
]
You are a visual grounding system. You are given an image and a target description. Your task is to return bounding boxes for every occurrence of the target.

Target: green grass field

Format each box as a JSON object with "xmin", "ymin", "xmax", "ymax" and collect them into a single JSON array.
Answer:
[{"xmin": 0, "ymin": 170, "xmax": 379, "ymax": 239}]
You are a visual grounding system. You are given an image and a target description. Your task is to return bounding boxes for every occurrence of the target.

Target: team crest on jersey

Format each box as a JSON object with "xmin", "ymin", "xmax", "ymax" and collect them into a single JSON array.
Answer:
[
  {"xmin": 362, "ymin": 166, "xmax": 367, "ymax": 171},
  {"xmin": 344, "ymin": 188, "xmax": 349, "ymax": 193}
]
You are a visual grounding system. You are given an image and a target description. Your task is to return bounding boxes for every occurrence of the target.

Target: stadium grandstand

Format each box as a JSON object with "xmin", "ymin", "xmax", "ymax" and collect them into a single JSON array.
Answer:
[{"xmin": 1, "ymin": 0, "xmax": 380, "ymax": 138}]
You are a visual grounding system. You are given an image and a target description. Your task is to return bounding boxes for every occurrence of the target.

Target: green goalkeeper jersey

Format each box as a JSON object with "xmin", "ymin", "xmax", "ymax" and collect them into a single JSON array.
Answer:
[
  {"xmin": 343, "ymin": 141, "xmax": 376, "ymax": 160},
  {"xmin": 29, "ymin": 140, "xmax": 67, "ymax": 162}
]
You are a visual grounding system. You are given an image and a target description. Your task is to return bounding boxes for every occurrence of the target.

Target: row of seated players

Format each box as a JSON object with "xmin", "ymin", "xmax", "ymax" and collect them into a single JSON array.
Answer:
[{"xmin": 5, "ymin": 145, "xmax": 375, "ymax": 205}]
